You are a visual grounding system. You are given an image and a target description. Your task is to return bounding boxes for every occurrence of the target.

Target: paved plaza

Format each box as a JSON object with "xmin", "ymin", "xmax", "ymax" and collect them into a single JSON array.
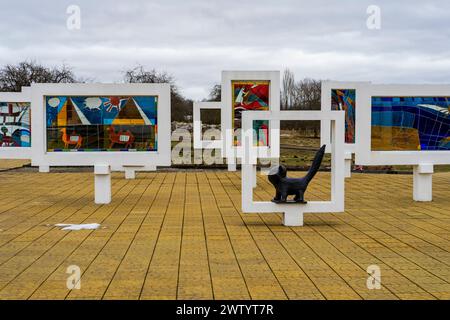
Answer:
[{"xmin": 0, "ymin": 165, "xmax": 449, "ymax": 299}]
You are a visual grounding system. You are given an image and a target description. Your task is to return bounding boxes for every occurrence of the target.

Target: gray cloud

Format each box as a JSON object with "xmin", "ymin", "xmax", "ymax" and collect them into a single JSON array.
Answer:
[{"xmin": 1, "ymin": 0, "xmax": 450, "ymax": 99}]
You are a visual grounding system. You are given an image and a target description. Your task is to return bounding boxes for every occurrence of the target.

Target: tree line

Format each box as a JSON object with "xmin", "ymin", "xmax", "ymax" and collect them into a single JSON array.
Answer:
[
  {"xmin": 0, "ymin": 61, "xmax": 193, "ymax": 122},
  {"xmin": 0, "ymin": 62, "xmax": 322, "ymax": 129}
]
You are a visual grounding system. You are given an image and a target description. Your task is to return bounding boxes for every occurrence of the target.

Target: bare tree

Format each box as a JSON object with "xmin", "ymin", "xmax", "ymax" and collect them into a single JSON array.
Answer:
[
  {"xmin": 0, "ymin": 60, "xmax": 77, "ymax": 92},
  {"xmin": 280, "ymin": 71, "xmax": 323, "ymax": 137},
  {"xmin": 124, "ymin": 65, "xmax": 175, "ymax": 87},
  {"xmin": 281, "ymin": 69, "xmax": 296, "ymax": 110},
  {"xmin": 296, "ymin": 78, "xmax": 321, "ymax": 110},
  {"xmin": 123, "ymin": 64, "xmax": 192, "ymax": 122},
  {"xmin": 281, "ymin": 70, "xmax": 321, "ymax": 110},
  {"xmin": 207, "ymin": 84, "xmax": 221, "ymax": 102}
]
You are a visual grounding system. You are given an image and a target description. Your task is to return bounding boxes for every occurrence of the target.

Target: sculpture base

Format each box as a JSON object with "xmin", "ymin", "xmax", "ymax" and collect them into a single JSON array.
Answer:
[{"xmin": 283, "ymin": 211, "xmax": 304, "ymax": 227}]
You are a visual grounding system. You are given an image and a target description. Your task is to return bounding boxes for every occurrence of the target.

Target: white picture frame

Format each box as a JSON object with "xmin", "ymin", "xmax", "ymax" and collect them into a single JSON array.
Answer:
[
  {"xmin": 241, "ymin": 110, "xmax": 345, "ymax": 226},
  {"xmin": 31, "ymin": 83, "xmax": 171, "ymax": 168},
  {"xmin": 320, "ymin": 81, "xmax": 370, "ymax": 154},
  {"xmin": 355, "ymin": 84, "xmax": 450, "ymax": 166},
  {"xmin": 221, "ymin": 71, "xmax": 281, "ymax": 164},
  {"xmin": 355, "ymin": 83, "xmax": 450, "ymax": 202}
]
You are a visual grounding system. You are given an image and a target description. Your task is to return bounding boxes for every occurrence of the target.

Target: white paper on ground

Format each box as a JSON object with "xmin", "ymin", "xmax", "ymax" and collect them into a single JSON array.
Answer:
[{"xmin": 55, "ymin": 223, "xmax": 101, "ymax": 231}]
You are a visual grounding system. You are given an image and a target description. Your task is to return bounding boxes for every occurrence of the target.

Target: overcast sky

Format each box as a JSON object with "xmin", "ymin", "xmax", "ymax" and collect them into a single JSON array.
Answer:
[{"xmin": 1, "ymin": 0, "xmax": 449, "ymax": 100}]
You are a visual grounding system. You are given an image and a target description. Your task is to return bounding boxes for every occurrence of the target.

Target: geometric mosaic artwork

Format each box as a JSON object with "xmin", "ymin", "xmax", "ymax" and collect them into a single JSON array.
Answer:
[
  {"xmin": 371, "ymin": 96, "xmax": 450, "ymax": 151},
  {"xmin": 46, "ymin": 96, "xmax": 157, "ymax": 152},
  {"xmin": 331, "ymin": 89, "xmax": 356, "ymax": 144},
  {"xmin": 232, "ymin": 80, "xmax": 270, "ymax": 146},
  {"xmin": 0, "ymin": 102, "xmax": 31, "ymax": 147}
]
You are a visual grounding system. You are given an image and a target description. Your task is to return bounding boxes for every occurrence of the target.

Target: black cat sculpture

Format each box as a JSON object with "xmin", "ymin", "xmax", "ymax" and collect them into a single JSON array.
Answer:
[{"xmin": 268, "ymin": 145, "xmax": 326, "ymax": 204}]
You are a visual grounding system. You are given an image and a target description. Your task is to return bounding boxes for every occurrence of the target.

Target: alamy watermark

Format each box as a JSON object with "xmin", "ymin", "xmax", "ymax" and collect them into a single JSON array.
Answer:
[
  {"xmin": 366, "ymin": 5, "xmax": 381, "ymax": 30},
  {"xmin": 366, "ymin": 264, "xmax": 381, "ymax": 290},
  {"xmin": 66, "ymin": 265, "xmax": 81, "ymax": 290},
  {"xmin": 66, "ymin": 5, "xmax": 81, "ymax": 30}
]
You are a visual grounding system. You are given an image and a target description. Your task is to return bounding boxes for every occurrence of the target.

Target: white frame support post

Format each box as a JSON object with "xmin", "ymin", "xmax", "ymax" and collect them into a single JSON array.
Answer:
[
  {"xmin": 413, "ymin": 164, "xmax": 433, "ymax": 202},
  {"xmin": 124, "ymin": 166, "xmax": 136, "ymax": 180},
  {"xmin": 241, "ymin": 110, "xmax": 345, "ymax": 227},
  {"xmin": 111, "ymin": 164, "xmax": 157, "ymax": 180},
  {"xmin": 94, "ymin": 164, "xmax": 111, "ymax": 204},
  {"xmin": 39, "ymin": 165, "xmax": 50, "ymax": 173},
  {"xmin": 31, "ymin": 83, "xmax": 171, "ymax": 203},
  {"xmin": 344, "ymin": 151, "xmax": 352, "ymax": 178}
]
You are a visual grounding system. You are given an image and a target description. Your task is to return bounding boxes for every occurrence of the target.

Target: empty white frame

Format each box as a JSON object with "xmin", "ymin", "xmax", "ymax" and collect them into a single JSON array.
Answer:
[
  {"xmin": 0, "ymin": 88, "xmax": 32, "ymax": 159},
  {"xmin": 193, "ymin": 101, "xmax": 222, "ymax": 150},
  {"xmin": 241, "ymin": 110, "xmax": 345, "ymax": 227},
  {"xmin": 221, "ymin": 71, "xmax": 281, "ymax": 167},
  {"xmin": 31, "ymin": 83, "xmax": 171, "ymax": 168}
]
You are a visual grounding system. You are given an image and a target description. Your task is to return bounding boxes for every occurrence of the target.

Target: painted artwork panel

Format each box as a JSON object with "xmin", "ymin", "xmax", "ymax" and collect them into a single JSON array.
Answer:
[
  {"xmin": 46, "ymin": 96, "xmax": 158, "ymax": 152},
  {"xmin": 371, "ymin": 96, "xmax": 450, "ymax": 151},
  {"xmin": 232, "ymin": 80, "xmax": 270, "ymax": 146},
  {"xmin": 0, "ymin": 102, "xmax": 31, "ymax": 147},
  {"xmin": 331, "ymin": 89, "xmax": 356, "ymax": 144}
]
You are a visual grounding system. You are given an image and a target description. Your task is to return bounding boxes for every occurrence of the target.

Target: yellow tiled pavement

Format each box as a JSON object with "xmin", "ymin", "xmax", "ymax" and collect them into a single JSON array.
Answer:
[
  {"xmin": 0, "ymin": 169, "xmax": 449, "ymax": 300},
  {"xmin": 0, "ymin": 160, "xmax": 29, "ymax": 171}
]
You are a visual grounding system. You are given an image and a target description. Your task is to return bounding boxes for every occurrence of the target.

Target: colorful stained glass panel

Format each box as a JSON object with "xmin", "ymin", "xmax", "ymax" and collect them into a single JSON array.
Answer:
[
  {"xmin": 0, "ymin": 102, "xmax": 31, "ymax": 147},
  {"xmin": 46, "ymin": 96, "xmax": 157, "ymax": 152},
  {"xmin": 232, "ymin": 80, "xmax": 270, "ymax": 146},
  {"xmin": 371, "ymin": 96, "xmax": 450, "ymax": 151}
]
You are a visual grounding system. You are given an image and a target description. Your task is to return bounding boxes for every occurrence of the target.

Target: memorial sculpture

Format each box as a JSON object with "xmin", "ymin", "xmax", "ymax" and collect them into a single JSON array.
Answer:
[{"xmin": 268, "ymin": 145, "xmax": 326, "ymax": 203}]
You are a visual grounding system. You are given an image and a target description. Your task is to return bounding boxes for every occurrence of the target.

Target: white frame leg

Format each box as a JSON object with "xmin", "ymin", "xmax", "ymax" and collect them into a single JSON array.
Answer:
[
  {"xmin": 94, "ymin": 164, "xmax": 111, "ymax": 204},
  {"xmin": 228, "ymin": 159, "xmax": 237, "ymax": 172},
  {"xmin": 39, "ymin": 165, "xmax": 50, "ymax": 173},
  {"xmin": 413, "ymin": 164, "xmax": 433, "ymax": 202},
  {"xmin": 124, "ymin": 167, "xmax": 136, "ymax": 179},
  {"xmin": 252, "ymin": 165, "xmax": 257, "ymax": 188},
  {"xmin": 344, "ymin": 152, "xmax": 352, "ymax": 178}
]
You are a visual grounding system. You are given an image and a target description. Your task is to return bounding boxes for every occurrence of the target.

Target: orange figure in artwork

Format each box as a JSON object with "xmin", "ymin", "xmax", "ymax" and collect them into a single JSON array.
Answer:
[
  {"xmin": 60, "ymin": 128, "xmax": 83, "ymax": 149},
  {"xmin": 107, "ymin": 126, "xmax": 135, "ymax": 149}
]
